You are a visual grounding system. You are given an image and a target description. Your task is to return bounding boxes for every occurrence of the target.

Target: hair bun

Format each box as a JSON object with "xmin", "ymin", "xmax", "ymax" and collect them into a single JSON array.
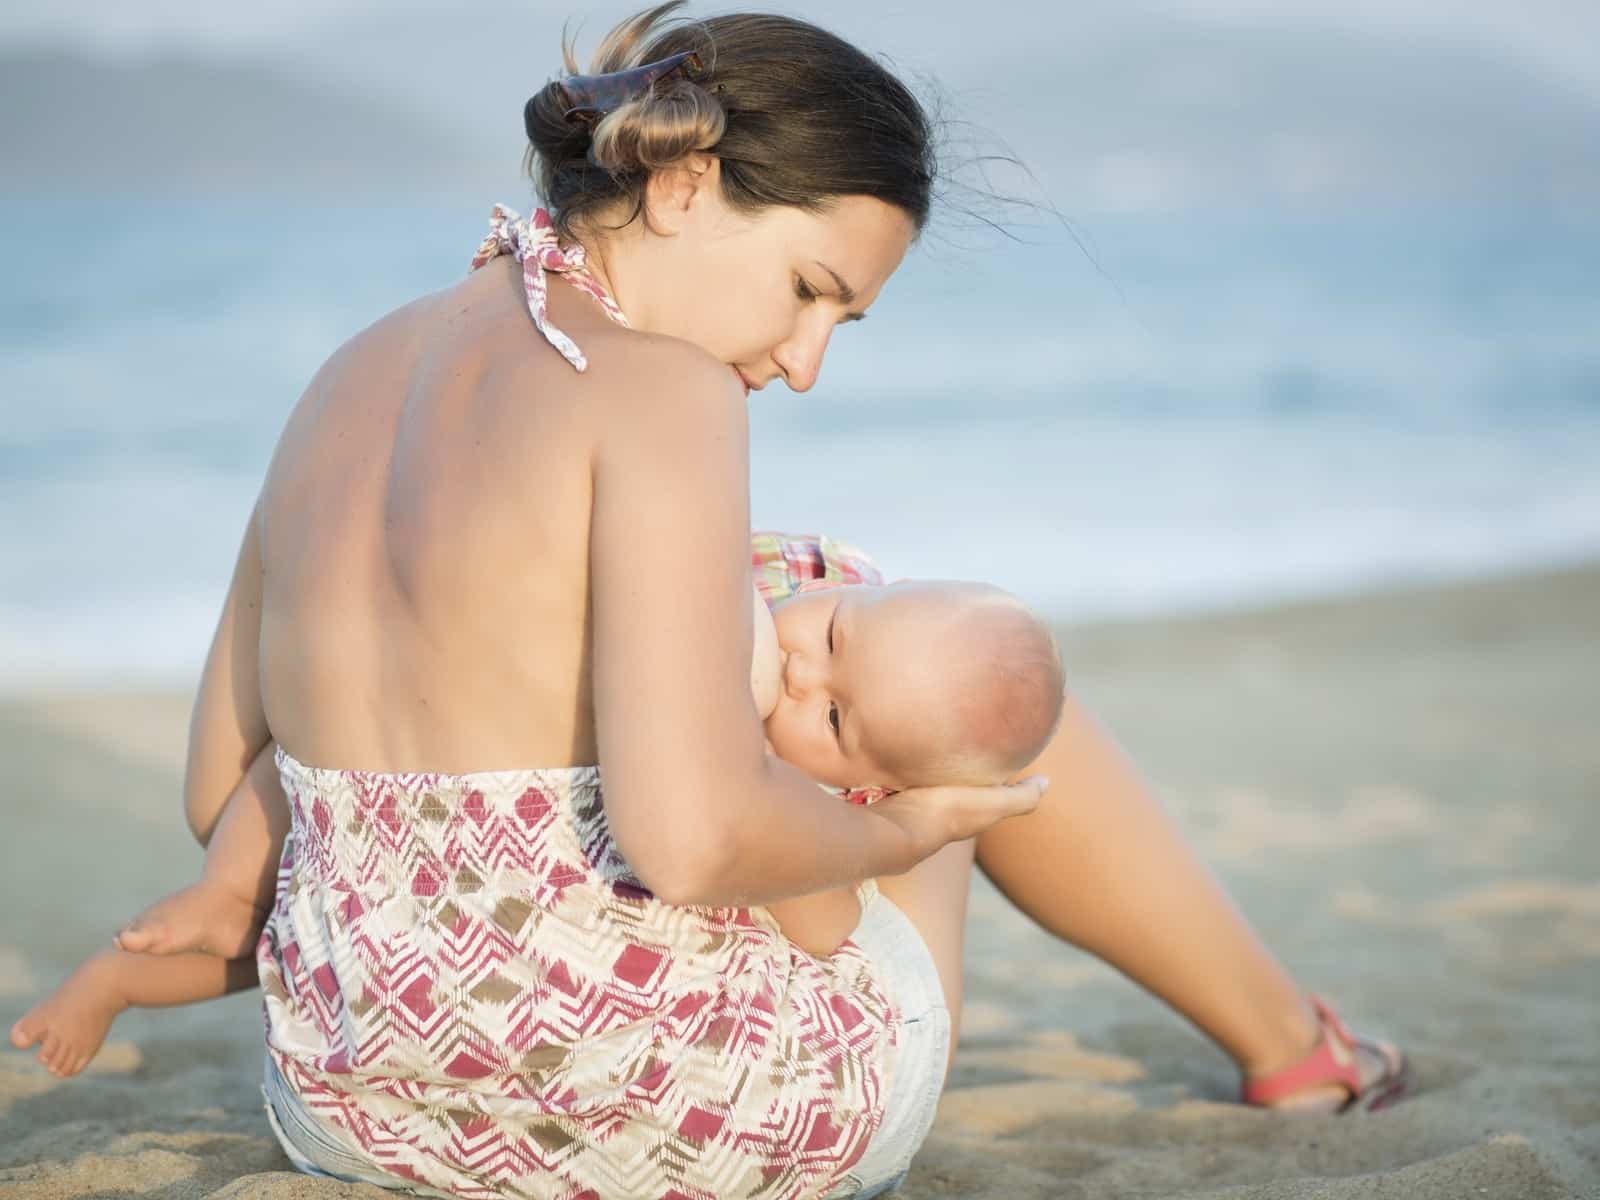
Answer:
[
  {"xmin": 587, "ymin": 78, "xmax": 727, "ymax": 175},
  {"xmin": 524, "ymin": 80, "xmax": 587, "ymax": 165}
]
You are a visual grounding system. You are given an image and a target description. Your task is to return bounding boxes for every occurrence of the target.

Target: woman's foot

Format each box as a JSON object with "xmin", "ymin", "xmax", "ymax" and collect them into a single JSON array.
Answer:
[
  {"xmin": 1260, "ymin": 1038, "xmax": 1407, "ymax": 1112},
  {"xmin": 9, "ymin": 950, "xmax": 130, "ymax": 1078},
  {"xmin": 114, "ymin": 878, "xmax": 267, "ymax": 959},
  {"xmin": 1242, "ymin": 996, "xmax": 1409, "ymax": 1113}
]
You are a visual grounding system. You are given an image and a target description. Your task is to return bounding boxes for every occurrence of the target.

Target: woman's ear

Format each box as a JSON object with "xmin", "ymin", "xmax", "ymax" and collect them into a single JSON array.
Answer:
[{"xmin": 643, "ymin": 153, "xmax": 722, "ymax": 235}]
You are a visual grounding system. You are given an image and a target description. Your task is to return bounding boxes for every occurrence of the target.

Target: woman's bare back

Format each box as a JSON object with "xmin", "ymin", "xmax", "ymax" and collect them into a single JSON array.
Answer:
[{"xmin": 257, "ymin": 257, "xmax": 622, "ymax": 772}]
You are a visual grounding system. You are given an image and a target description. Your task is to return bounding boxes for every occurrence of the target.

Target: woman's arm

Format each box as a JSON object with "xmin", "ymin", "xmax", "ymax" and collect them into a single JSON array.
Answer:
[
  {"xmin": 588, "ymin": 344, "xmax": 1038, "ymax": 907},
  {"xmin": 183, "ymin": 504, "xmax": 272, "ymax": 846}
]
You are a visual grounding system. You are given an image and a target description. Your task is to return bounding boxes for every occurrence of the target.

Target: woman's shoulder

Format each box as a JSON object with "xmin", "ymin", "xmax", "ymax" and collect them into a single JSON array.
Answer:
[
  {"xmin": 599, "ymin": 326, "xmax": 738, "ymax": 393},
  {"xmin": 581, "ymin": 327, "xmax": 746, "ymax": 432}
]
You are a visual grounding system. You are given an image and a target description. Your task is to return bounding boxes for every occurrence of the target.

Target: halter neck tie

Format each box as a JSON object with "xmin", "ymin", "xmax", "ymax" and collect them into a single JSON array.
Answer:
[{"xmin": 468, "ymin": 204, "xmax": 629, "ymax": 373}]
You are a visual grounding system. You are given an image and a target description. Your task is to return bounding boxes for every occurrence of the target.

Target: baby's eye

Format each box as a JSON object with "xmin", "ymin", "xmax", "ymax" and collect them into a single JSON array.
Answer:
[
  {"xmin": 828, "ymin": 703, "xmax": 841, "ymax": 738},
  {"xmin": 795, "ymin": 277, "xmax": 818, "ymax": 302}
]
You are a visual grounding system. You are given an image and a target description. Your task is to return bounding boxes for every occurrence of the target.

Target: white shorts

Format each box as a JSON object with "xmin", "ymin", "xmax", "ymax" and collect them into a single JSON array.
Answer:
[{"xmin": 822, "ymin": 879, "xmax": 952, "ymax": 1199}]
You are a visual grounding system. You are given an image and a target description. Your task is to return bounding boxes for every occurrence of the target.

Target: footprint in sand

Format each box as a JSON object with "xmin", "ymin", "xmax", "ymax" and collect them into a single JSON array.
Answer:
[
  {"xmin": 1333, "ymin": 879, "xmax": 1600, "ymax": 964},
  {"xmin": 957, "ymin": 1030, "xmax": 1145, "ymax": 1086},
  {"xmin": 1192, "ymin": 783, "xmax": 1441, "ymax": 864}
]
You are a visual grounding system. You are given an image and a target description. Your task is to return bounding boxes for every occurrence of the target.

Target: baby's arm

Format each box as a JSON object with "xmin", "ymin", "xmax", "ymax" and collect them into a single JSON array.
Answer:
[{"xmin": 115, "ymin": 742, "xmax": 288, "ymax": 959}]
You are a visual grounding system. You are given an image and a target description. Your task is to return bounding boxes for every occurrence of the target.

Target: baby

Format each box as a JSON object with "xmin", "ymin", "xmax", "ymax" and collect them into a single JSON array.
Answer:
[{"xmin": 11, "ymin": 534, "xmax": 1063, "ymax": 1076}]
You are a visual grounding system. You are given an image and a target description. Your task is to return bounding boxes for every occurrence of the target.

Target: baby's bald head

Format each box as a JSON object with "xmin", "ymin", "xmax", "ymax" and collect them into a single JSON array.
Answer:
[{"xmin": 868, "ymin": 582, "xmax": 1065, "ymax": 788}]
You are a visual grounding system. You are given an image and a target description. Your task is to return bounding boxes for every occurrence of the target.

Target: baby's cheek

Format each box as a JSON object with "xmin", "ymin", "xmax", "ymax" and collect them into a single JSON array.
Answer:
[{"xmin": 766, "ymin": 717, "xmax": 851, "ymax": 790}]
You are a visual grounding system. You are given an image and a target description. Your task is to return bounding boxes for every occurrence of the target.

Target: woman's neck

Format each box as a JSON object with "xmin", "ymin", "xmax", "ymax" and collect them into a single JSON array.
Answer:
[{"xmin": 569, "ymin": 214, "xmax": 662, "ymax": 335}]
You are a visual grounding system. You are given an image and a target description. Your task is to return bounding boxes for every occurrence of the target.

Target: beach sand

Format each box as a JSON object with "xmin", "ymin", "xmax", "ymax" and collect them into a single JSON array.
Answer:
[{"xmin": 3, "ymin": 563, "xmax": 1597, "ymax": 1198}]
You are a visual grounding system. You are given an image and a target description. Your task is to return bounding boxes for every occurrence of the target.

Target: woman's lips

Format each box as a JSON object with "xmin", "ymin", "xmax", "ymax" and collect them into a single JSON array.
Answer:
[{"xmin": 732, "ymin": 367, "xmax": 752, "ymax": 396}]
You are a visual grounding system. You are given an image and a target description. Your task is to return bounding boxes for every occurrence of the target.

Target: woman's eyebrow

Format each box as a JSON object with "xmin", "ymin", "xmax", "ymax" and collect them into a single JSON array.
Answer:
[
  {"xmin": 813, "ymin": 261, "xmax": 866, "ymax": 322},
  {"xmin": 811, "ymin": 262, "xmax": 857, "ymax": 303}
]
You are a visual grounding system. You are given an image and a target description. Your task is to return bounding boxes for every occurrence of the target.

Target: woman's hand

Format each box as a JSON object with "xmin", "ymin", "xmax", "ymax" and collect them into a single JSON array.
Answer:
[{"xmin": 867, "ymin": 775, "xmax": 1049, "ymax": 867}]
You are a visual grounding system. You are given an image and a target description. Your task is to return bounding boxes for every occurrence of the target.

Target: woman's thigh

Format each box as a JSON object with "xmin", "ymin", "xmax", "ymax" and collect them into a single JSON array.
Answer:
[{"xmin": 872, "ymin": 836, "xmax": 977, "ymax": 1078}]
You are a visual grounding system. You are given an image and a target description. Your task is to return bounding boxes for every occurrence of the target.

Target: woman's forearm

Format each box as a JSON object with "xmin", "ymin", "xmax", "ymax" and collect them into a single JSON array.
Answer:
[{"xmin": 665, "ymin": 755, "xmax": 915, "ymax": 907}]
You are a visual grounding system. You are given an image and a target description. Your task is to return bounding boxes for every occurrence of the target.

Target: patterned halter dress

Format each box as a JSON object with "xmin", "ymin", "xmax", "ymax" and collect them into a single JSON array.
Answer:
[{"xmin": 256, "ymin": 207, "xmax": 903, "ymax": 1200}]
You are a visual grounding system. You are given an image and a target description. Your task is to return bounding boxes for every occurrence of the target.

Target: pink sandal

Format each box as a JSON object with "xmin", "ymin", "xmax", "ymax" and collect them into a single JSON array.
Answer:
[{"xmin": 1240, "ymin": 996, "xmax": 1410, "ymax": 1113}]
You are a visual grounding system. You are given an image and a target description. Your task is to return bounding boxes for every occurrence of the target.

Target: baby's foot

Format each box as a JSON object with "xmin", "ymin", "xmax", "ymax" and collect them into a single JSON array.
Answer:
[
  {"xmin": 115, "ymin": 878, "xmax": 266, "ymax": 959},
  {"xmin": 10, "ymin": 951, "xmax": 129, "ymax": 1078}
]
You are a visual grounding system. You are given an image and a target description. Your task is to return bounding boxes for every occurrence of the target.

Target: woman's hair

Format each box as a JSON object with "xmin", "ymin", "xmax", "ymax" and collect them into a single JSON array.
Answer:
[{"xmin": 524, "ymin": 3, "xmax": 935, "ymax": 242}]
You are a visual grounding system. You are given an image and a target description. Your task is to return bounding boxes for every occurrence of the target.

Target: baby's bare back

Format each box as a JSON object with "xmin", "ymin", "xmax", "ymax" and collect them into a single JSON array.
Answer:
[{"xmin": 257, "ymin": 258, "xmax": 618, "ymax": 772}]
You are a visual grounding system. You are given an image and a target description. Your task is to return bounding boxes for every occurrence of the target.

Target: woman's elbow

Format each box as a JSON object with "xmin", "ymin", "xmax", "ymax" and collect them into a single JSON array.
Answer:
[
  {"xmin": 608, "ymin": 786, "xmax": 740, "ymax": 906},
  {"xmin": 631, "ymin": 834, "xmax": 739, "ymax": 907}
]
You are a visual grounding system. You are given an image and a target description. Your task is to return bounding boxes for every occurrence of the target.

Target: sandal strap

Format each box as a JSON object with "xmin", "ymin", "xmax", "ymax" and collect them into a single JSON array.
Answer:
[{"xmin": 1240, "ymin": 995, "xmax": 1364, "ymax": 1107}]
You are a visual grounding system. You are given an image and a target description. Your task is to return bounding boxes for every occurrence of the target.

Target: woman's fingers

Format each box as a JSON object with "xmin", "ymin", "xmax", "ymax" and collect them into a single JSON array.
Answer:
[
  {"xmin": 1005, "ymin": 774, "xmax": 1049, "ymax": 817},
  {"xmin": 876, "ymin": 774, "xmax": 1050, "ymax": 858}
]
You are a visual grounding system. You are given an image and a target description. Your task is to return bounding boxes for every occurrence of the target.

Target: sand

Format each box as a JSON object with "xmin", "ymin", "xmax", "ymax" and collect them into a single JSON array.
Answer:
[{"xmin": 3, "ymin": 563, "xmax": 1597, "ymax": 1198}]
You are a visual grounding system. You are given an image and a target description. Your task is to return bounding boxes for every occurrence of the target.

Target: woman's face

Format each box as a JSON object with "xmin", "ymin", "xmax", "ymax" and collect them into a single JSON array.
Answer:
[{"xmin": 621, "ymin": 160, "xmax": 917, "ymax": 394}]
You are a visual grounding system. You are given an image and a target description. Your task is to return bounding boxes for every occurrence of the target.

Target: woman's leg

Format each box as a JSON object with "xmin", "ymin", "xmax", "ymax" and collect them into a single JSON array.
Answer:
[{"xmin": 974, "ymin": 690, "xmax": 1392, "ymax": 1103}]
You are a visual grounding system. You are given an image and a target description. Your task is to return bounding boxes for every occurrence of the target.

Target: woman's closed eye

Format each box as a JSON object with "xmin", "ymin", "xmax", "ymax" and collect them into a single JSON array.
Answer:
[{"xmin": 796, "ymin": 278, "xmax": 865, "ymax": 327}]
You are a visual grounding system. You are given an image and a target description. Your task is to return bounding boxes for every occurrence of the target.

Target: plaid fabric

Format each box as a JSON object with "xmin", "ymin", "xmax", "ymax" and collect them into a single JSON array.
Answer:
[
  {"xmin": 468, "ymin": 205, "xmax": 628, "ymax": 373},
  {"xmin": 751, "ymin": 532, "xmax": 882, "ymax": 608}
]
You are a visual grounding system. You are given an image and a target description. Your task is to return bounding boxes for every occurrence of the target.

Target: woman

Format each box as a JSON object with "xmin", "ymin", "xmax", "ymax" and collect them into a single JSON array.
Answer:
[{"xmin": 179, "ymin": 5, "xmax": 1402, "ymax": 1198}]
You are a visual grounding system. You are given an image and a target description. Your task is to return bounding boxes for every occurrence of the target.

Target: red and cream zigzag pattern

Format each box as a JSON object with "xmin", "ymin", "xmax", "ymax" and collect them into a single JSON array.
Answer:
[{"xmin": 259, "ymin": 748, "xmax": 898, "ymax": 1200}]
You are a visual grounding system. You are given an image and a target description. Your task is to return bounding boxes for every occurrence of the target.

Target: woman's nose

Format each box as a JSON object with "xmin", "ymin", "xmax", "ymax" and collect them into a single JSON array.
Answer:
[{"xmin": 773, "ymin": 323, "xmax": 834, "ymax": 394}]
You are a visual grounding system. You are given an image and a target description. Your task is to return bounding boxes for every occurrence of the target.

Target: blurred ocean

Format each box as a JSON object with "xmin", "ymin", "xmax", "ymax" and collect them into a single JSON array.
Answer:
[{"xmin": 3, "ymin": 194, "xmax": 1598, "ymax": 688}]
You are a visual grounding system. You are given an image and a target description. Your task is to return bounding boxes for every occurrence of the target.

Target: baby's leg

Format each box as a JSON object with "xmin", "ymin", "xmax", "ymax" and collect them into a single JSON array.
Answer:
[
  {"xmin": 10, "ymin": 949, "xmax": 256, "ymax": 1078},
  {"xmin": 767, "ymin": 886, "xmax": 863, "ymax": 959},
  {"xmin": 116, "ymin": 744, "xmax": 288, "ymax": 958}
]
